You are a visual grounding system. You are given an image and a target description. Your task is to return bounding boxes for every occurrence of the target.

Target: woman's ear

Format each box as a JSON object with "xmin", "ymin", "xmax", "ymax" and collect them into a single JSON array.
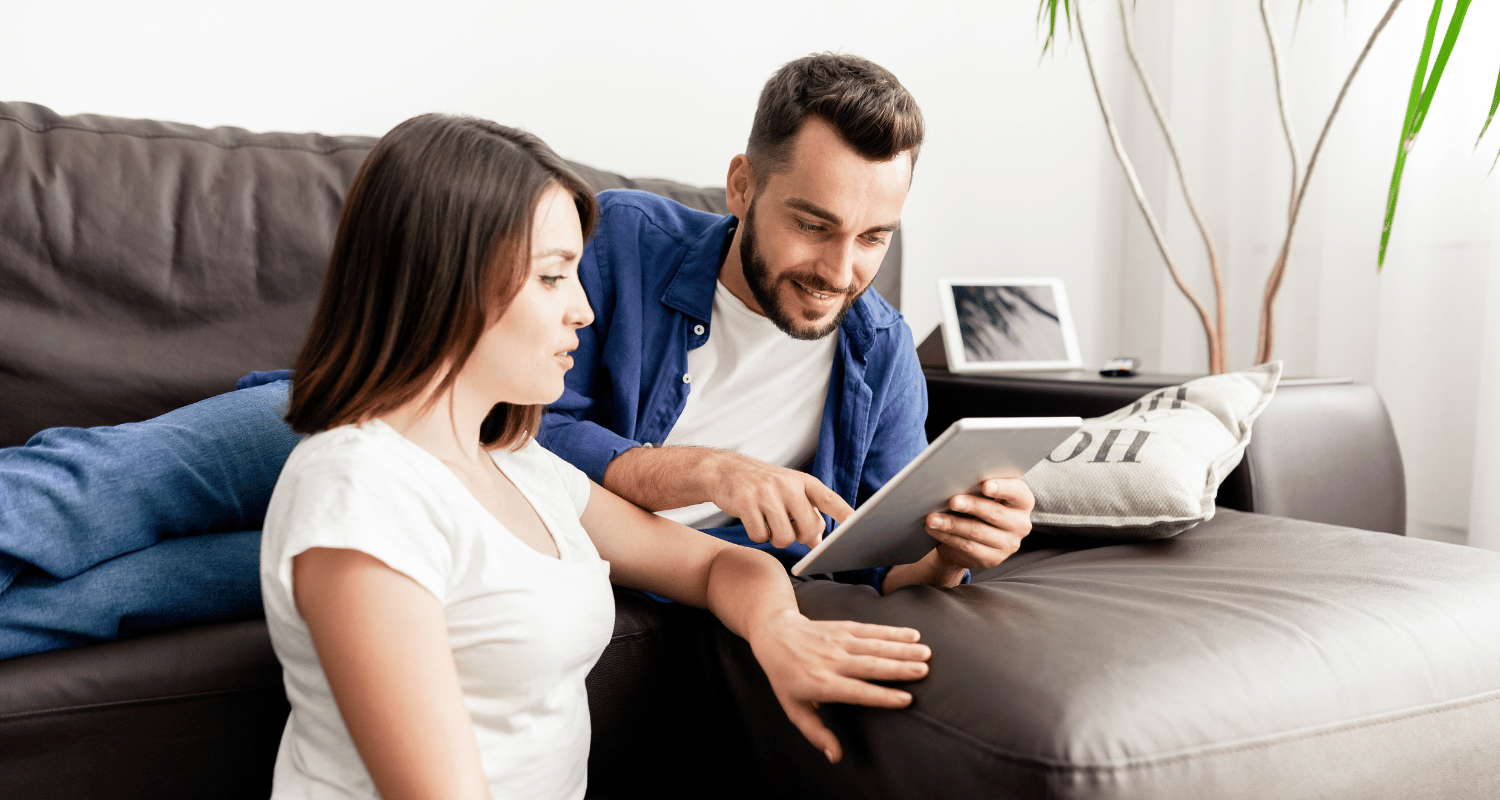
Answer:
[{"xmin": 725, "ymin": 154, "xmax": 754, "ymax": 219}]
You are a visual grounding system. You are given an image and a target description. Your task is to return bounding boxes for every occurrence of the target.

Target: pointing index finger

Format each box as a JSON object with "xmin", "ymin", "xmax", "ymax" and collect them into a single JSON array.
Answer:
[{"xmin": 808, "ymin": 480, "xmax": 855, "ymax": 523}]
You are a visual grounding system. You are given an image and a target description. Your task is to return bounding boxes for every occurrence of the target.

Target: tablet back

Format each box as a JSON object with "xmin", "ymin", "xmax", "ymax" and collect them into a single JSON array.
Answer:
[{"xmin": 792, "ymin": 417, "xmax": 1081, "ymax": 576}]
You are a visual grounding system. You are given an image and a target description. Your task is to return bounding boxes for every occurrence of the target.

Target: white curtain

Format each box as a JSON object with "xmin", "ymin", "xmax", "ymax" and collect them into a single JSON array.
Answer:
[{"xmin": 1084, "ymin": 0, "xmax": 1500, "ymax": 548}]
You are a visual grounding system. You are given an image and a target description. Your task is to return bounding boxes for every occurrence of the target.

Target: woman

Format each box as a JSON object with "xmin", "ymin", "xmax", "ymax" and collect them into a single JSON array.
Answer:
[{"xmin": 259, "ymin": 113, "xmax": 931, "ymax": 799}]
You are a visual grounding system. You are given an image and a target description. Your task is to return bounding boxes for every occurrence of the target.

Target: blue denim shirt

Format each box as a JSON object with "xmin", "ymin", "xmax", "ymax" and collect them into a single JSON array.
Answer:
[{"xmin": 538, "ymin": 191, "xmax": 929, "ymax": 587}]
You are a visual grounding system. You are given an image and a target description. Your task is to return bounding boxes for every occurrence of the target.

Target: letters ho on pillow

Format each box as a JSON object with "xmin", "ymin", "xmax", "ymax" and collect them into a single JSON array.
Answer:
[{"xmin": 1024, "ymin": 361, "xmax": 1282, "ymax": 540}]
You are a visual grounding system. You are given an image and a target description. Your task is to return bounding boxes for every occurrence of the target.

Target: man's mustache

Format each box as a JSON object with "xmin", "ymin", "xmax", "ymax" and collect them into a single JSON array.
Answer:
[{"xmin": 784, "ymin": 272, "xmax": 855, "ymax": 296}]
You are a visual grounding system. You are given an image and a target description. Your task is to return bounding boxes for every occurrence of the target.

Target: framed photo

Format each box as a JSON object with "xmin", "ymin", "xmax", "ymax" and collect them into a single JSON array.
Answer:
[{"xmin": 937, "ymin": 277, "xmax": 1083, "ymax": 373}]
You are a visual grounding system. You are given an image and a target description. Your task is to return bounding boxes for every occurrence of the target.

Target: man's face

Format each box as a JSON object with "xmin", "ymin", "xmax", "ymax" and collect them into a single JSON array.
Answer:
[{"xmin": 727, "ymin": 117, "xmax": 911, "ymax": 340}]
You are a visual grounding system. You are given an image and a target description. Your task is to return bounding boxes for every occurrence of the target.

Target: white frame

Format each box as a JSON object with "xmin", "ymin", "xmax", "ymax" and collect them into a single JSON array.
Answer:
[{"xmin": 937, "ymin": 277, "xmax": 1083, "ymax": 373}]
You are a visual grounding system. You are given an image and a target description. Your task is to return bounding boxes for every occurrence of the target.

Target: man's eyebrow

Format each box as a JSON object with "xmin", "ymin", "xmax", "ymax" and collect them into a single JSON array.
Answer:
[{"xmin": 784, "ymin": 197, "xmax": 900, "ymax": 233}]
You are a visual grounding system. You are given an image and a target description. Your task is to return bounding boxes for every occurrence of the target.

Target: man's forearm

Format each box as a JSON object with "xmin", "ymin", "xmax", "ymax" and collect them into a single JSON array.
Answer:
[
  {"xmin": 882, "ymin": 549, "xmax": 967, "ymax": 592},
  {"xmin": 600, "ymin": 444, "xmax": 725, "ymax": 512}
]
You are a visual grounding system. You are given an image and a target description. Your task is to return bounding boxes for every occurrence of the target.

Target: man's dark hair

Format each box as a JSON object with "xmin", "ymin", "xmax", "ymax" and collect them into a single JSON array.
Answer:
[
  {"xmin": 746, "ymin": 52, "xmax": 924, "ymax": 182},
  {"xmin": 286, "ymin": 113, "xmax": 597, "ymax": 449}
]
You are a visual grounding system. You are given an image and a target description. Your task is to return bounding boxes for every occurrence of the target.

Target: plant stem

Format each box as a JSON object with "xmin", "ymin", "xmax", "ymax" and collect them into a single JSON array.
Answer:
[
  {"xmin": 1117, "ymin": 0, "xmax": 1226, "ymax": 373},
  {"xmin": 1257, "ymin": 0, "xmax": 1403, "ymax": 365},
  {"xmin": 1078, "ymin": 2, "xmax": 1223, "ymax": 374},
  {"xmin": 1261, "ymin": 0, "xmax": 1303, "ymax": 221}
]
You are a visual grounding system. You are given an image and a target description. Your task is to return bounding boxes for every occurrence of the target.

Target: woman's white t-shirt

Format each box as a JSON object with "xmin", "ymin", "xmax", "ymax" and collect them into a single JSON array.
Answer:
[{"xmin": 259, "ymin": 421, "xmax": 616, "ymax": 800}]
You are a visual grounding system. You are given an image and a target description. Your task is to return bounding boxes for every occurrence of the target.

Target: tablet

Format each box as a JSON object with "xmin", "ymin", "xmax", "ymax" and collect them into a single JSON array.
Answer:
[{"xmin": 791, "ymin": 416, "xmax": 1081, "ymax": 576}]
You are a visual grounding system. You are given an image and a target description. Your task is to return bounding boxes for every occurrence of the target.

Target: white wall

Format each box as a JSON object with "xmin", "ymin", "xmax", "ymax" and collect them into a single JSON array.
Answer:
[
  {"xmin": 5, "ymin": 0, "xmax": 1121, "ymax": 358},
  {"xmin": 7, "ymin": 0, "xmax": 1497, "ymax": 544}
]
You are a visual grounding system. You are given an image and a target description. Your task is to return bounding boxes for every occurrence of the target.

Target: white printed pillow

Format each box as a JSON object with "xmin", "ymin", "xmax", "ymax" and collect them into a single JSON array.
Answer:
[{"xmin": 1024, "ymin": 361, "xmax": 1282, "ymax": 539}]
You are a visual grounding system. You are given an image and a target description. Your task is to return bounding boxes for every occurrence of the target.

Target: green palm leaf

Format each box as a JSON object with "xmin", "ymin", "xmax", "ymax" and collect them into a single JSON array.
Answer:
[
  {"xmin": 1038, "ymin": 0, "xmax": 1073, "ymax": 55},
  {"xmin": 1379, "ymin": 0, "xmax": 1470, "ymax": 269},
  {"xmin": 1476, "ymin": 66, "xmax": 1500, "ymax": 173}
]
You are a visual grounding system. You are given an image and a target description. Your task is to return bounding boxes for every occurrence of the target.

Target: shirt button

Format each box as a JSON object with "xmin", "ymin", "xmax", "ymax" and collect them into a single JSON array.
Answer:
[
  {"xmin": 693, "ymin": 324, "xmax": 705, "ymax": 336},
  {"xmin": 682, "ymin": 373, "xmax": 691, "ymax": 384}
]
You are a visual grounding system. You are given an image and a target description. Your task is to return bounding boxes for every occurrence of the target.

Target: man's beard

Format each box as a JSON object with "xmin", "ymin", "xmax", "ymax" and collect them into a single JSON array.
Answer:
[{"xmin": 740, "ymin": 198, "xmax": 862, "ymax": 342}]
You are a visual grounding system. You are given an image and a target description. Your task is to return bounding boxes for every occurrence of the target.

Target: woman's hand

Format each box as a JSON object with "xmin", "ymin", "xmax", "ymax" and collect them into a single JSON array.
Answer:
[
  {"xmin": 746, "ymin": 608, "xmax": 931, "ymax": 764},
  {"xmin": 582, "ymin": 482, "xmax": 931, "ymax": 764}
]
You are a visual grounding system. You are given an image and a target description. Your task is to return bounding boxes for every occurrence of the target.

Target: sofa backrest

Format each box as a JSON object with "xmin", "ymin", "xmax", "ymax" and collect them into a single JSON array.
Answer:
[{"xmin": 0, "ymin": 102, "xmax": 904, "ymax": 446}]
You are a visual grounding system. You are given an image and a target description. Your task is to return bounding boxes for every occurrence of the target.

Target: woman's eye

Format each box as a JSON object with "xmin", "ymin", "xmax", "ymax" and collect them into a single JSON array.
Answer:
[{"xmin": 540, "ymin": 275, "xmax": 563, "ymax": 287}]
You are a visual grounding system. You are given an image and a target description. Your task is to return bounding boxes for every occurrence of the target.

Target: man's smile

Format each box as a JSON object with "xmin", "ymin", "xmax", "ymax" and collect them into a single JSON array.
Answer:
[{"xmin": 793, "ymin": 280, "xmax": 834, "ymax": 301}]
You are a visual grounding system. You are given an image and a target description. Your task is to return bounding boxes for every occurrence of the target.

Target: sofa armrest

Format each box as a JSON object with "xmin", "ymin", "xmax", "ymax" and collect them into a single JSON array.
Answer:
[
  {"xmin": 923, "ymin": 369, "xmax": 1407, "ymax": 535},
  {"xmin": 1217, "ymin": 378, "xmax": 1405, "ymax": 535}
]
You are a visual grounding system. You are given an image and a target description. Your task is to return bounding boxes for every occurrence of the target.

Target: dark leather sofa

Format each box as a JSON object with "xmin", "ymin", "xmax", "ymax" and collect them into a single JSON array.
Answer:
[{"xmin": 3, "ymin": 102, "xmax": 1500, "ymax": 800}]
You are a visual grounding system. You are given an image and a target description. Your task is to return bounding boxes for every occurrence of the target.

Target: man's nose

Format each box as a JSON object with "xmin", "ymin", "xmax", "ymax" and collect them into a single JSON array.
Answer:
[{"xmin": 817, "ymin": 237, "xmax": 858, "ymax": 291}]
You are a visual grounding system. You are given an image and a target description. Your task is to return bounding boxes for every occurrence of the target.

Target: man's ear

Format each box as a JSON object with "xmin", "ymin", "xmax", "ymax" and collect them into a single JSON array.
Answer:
[{"xmin": 725, "ymin": 154, "xmax": 754, "ymax": 219}]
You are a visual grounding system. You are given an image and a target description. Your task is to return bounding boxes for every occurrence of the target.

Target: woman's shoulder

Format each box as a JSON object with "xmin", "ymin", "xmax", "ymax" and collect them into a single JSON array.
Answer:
[
  {"xmin": 282, "ymin": 422, "xmax": 434, "ymax": 492},
  {"xmin": 492, "ymin": 436, "xmax": 581, "ymax": 478},
  {"xmin": 492, "ymin": 437, "xmax": 593, "ymax": 511}
]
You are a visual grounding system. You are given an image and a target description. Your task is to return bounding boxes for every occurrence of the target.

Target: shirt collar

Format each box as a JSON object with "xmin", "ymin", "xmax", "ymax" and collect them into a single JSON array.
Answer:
[{"xmin": 661, "ymin": 213, "xmax": 736, "ymax": 322}]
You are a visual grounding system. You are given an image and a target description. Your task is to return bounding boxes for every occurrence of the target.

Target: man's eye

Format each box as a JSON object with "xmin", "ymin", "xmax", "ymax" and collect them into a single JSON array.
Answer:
[
  {"xmin": 865, "ymin": 235, "xmax": 888, "ymax": 246},
  {"xmin": 796, "ymin": 220, "xmax": 823, "ymax": 232}
]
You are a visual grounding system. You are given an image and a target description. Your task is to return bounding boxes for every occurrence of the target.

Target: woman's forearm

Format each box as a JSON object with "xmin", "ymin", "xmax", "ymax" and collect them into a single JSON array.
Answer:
[{"xmin": 700, "ymin": 545, "xmax": 804, "ymax": 640}]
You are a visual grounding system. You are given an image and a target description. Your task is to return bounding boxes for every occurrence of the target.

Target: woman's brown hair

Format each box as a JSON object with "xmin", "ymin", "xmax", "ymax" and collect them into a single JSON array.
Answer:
[{"xmin": 286, "ymin": 114, "xmax": 597, "ymax": 449}]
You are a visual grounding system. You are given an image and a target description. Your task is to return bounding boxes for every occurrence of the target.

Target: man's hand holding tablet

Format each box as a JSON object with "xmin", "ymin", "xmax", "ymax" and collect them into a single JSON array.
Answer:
[{"xmin": 792, "ymin": 417, "xmax": 1081, "ymax": 578}]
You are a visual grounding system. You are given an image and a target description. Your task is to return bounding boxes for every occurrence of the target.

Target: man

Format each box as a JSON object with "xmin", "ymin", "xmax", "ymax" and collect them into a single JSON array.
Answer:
[{"xmin": 540, "ymin": 53, "xmax": 1033, "ymax": 592}]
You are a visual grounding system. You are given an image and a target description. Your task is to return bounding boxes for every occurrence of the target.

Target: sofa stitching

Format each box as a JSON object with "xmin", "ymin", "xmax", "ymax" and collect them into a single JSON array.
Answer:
[
  {"xmin": 0, "ymin": 683, "xmax": 286, "ymax": 725},
  {"xmin": 0, "ymin": 113, "xmax": 373, "ymax": 157},
  {"xmin": 895, "ymin": 686, "xmax": 1500, "ymax": 774}
]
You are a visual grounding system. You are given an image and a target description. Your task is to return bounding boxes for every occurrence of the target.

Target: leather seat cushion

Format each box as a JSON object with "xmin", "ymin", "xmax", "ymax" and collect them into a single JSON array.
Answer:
[{"xmin": 716, "ymin": 509, "xmax": 1500, "ymax": 800}]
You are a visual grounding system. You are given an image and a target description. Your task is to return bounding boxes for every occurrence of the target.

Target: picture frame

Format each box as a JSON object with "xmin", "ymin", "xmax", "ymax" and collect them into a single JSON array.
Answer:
[{"xmin": 937, "ymin": 277, "xmax": 1083, "ymax": 373}]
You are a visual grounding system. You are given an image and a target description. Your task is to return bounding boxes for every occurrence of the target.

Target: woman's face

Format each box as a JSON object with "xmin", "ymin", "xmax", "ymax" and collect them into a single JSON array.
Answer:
[{"xmin": 466, "ymin": 184, "xmax": 593, "ymax": 406}]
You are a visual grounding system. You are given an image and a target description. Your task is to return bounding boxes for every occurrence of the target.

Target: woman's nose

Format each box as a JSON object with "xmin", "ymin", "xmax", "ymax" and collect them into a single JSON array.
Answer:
[{"xmin": 565, "ymin": 282, "xmax": 594, "ymax": 328}]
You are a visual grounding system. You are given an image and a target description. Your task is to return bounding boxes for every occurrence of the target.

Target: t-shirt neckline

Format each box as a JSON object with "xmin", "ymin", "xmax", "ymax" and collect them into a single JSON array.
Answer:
[{"xmin": 359, "ymin": 420, "xmax": 569, "ymax": 562}]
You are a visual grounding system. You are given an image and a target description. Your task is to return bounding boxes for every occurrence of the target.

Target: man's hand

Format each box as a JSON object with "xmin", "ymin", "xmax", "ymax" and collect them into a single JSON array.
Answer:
[
  {"xmin": 884, "ymin": 477, "xmax": 1036, "ymax": 591},
  {"xmin": 602, "ymin": 444, "xmax": 854, "ymax": 549},
  {"xmin": 928, "ymin": 476, "xmax": 1035, "ymax": 571},
  {"xmin": 746, "ymin": 608, "xmax": 930, "ymax": 763},
  {"xmin": 704, "ymin": 451, "xmax": 854, "ymax": 549}
]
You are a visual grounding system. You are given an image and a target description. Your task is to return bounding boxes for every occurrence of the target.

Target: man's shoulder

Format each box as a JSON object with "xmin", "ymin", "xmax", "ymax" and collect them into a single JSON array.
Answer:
[{"xmin": 595, "ymin": 189, "xmax": 725, "ymax": 243}]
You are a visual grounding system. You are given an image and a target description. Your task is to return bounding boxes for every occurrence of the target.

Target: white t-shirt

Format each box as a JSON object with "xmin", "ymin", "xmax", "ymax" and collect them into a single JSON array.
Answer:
[
  {"xmin": 260, "ymin": 421, "xmax": 615, "ymax": 800},
  {"xmin": 657, "ymin": 280, "xmax": 837, "ymax": 528}
]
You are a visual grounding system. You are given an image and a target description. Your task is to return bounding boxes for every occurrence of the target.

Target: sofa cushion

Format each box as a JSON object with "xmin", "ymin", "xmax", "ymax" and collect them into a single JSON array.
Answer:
[
  {"xmin": 714, "ymin": 510, "xmax": 1500, "ymax": 800},
  {"xmin": 0, "ymin": 586, "xmax": 750, "ymax": 800},
  {"xmin": 1024, "ymin": 362, "xmax": 1281, "ymax": 540}
]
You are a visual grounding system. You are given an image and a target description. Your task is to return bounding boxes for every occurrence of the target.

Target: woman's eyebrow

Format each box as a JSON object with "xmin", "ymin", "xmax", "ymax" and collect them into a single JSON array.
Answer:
[{"xmin": 532, "ymin": 248, "xmax": 578, "ymax": 261}]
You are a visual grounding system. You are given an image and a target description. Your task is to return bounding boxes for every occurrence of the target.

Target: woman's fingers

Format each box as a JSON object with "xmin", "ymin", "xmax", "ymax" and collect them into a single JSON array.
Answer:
[
  {"xmin": 777, "ymin": 697, "xmax": 843, "ymax": 763},
  {"xmin": 836, "ymin": 620, "xmax": 922, "ymax": 643},
  {"xmin": 838, "ymin": 653, "xmax": 930, "ymax": 682},
  {"xmin": 811, "ymin": 675, "xmax": 917, "ymax": 709},
  {"xmin": 842, "ymin": 635, "xmax": 931, "ymax": 662}
]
